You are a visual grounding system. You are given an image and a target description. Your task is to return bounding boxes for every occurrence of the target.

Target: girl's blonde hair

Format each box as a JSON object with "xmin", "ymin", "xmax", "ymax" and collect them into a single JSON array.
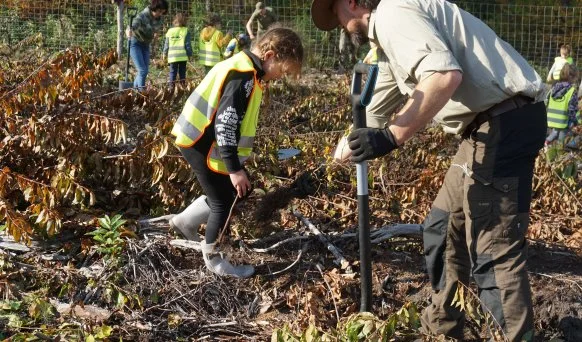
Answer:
[
  {"xmin": 559, "ymin": 62, "xmax": 578, "ymax": 83},
  {"xmin": 173, "ymin": 13, "xmax": 187, "ymax": 27},
  {"xmin": 254, "ymin": 27, "xmax": 304, "ymax": 76}
]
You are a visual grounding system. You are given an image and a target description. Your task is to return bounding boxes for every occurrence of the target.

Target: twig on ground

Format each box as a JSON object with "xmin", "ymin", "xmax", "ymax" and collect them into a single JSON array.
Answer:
[
  {"xmin": 316, "ymin": 263, "xmax": 340, "ymax": 323},
  {"xmin": 293, "ymin": 210, "xmax": 353, "ymax": 273},
  {"xmin": 265, "ymin": 242, "xmax": 310, "ymax": 276},
  {"xmin": 531, "ymin": 272, "xmax": 582, "ymax": 292},
  {"xmin": 170, "ymin": 239, "xmax": 202, "ymax": 251},
  {"xmin": 246, "ymin": 236, "xmax": 311, "ymax": 253}
]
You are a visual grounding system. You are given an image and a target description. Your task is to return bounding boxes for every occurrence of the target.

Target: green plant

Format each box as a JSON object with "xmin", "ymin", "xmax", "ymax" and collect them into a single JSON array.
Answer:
[
  {"xmin": 86, "ymin": 214, "xmax": 127, "ymax": 257},
  {"xmin": 86, "ymin": 324, "xmax": 113, "ymax": 342},
  {"xmin": 271, "ymin": 303, "xmax": 421, "ymax": 342}
]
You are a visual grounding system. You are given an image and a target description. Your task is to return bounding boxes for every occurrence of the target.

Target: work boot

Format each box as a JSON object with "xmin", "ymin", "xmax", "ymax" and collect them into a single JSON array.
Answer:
[
  {"xmin": 169, "ymin": 195, "xmax": 210, "ymax": 241},
  {"xmin": 201, "ymin": 242, "xmax": 255, "ymax": 278}
]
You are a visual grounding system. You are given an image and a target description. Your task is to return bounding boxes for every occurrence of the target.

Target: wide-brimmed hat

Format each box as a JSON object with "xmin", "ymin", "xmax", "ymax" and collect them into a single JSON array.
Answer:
[
  {"xmin": 311, "ymin": 0, "xmax": 339, "ymax": 31},
  {"xmin": 256, "ymin": 2, "xmax": 266, "ymax": 10}
]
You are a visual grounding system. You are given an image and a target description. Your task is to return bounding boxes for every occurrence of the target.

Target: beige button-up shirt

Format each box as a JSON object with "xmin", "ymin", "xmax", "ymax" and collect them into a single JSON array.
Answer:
[{"xmin": 369, "ymin": 0, "xmax": 544, "ymax": 134}]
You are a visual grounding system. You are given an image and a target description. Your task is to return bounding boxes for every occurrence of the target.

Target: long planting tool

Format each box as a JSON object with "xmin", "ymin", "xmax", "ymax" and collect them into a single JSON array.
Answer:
[
  {"xmin": 119, "ymin": 7, "xmax": 138, "ymax": 91},
  {"xmin": 351, "ymin": 62, "xmax": 378, "ymax": 312}
]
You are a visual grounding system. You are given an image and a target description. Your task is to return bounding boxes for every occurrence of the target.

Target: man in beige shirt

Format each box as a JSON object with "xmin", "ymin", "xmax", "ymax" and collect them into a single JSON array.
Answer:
[{"xmin": 312, "ymin": 0, "xmax": 546, "ymax": 340}]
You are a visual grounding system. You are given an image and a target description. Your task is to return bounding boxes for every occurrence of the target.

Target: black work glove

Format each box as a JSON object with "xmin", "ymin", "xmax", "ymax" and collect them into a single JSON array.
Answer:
[{"xmin": 348, "ymin": 127, "xmax": 399, "ymax": 162}]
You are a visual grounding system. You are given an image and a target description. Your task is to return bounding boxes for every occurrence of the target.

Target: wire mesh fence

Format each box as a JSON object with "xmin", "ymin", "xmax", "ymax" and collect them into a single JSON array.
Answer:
[{"xmin": 1, "ymin": 0, "xmax": 582, "ymax": 75}]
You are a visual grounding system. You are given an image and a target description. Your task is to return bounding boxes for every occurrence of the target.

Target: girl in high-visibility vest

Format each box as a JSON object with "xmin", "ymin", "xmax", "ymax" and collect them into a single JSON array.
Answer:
[
  {"xmin": 547, "ymin": 44, "xmax": 575, "ymax": 84},
  {"xmin": 198, "ymin": 13, "xmax": 232, "ymax": 74},
  {"xmin": 163, "ymin": 13, "xmax": 192, "ymax": 85},
  {"xmin": 170, "ymin": 28, "xmax": 304, "ymax": 278},
  {"xmin": 546, "ymin": 63, "xmax": 579, "ymax": 145}
]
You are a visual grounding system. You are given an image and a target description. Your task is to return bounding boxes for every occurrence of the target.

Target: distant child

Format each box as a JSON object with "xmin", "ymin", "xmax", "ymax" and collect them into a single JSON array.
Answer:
[
  {"xmin": 163, "ymin": 13, "xmax": 192, "ymax": 84},
  {"xmin": 198, "ymin": 13, "xmax": 232, "ymax": 74},
  {"xmin": 170, "ymin": 28, "xmax": 303, "ymax": 277},
  {"xmin": 127, "ymin": 0, "xmax": 168, "ymax": 89},
  {"xmin": 224, "ymin": 34, "xmax": 251, "ymax": 59},
  {"xmin": 546, "ymin": 63, "xmax": 579, "ymax": 145},
  {"xmin": 547, "ymin": 44, "xmax": 574, "ymax": 83}
]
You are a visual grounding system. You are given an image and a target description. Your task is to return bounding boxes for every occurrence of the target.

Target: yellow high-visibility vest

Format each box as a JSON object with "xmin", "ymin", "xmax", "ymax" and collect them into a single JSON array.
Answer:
[
  {"xmin": 166, "ymin": 27, "xmax": 189, "ymax": 63},
  {"xmin": 364, "ymin": 47, "xmax": 378, "ymax": 64},
  {"xmin": 547, "ymin": 87, "xmax": 575, "ymax": 129},
  {"xmin": 198, "ymin": 29, "xmax": 222, "ymax": 67},
  {"xmin": 552, "ymin": 56, "xmax": 574, "ymax": 80},
  {"xmin": 171, "ymin": 52, "xmax": 263, "ymax": 174},
  {"xmin": 224, "ymin": 38, "xmax": 240, "ymax": 58}
]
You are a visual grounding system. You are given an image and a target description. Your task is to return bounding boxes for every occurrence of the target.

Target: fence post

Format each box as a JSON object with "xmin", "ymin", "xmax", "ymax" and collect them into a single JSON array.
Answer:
[{"xmin": 116, "ymin": 1, "xmax": 124, "ymax": 60}]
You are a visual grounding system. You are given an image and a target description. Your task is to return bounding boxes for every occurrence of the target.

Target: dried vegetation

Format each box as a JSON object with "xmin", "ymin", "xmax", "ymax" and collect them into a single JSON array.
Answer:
[{"xmin": 0, "ymin": 42, "xmax": 581, "ymax": 341}]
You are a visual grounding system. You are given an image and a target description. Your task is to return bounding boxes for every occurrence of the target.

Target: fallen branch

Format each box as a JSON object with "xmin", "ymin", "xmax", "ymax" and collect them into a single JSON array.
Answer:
[
  {"xmin": 266, "ymin": 242, "xmax": 310, "ymax": 276},
  {"xmin": 246, "ymin": 235, "xmax": 311, "ymax": 253},
  {"xmin": 335, "ymin": 224, "xmax": 423, "ymax": 244},
  {"xmin": 316, "ymin": 263, "xmax": 340, "ymax": 323},
  {"xmin": 293, "ymin": 210, "xmax": 353, "ymax": 274},
  {"xmin": 531, "ymin": 272, "xmax": 582, "ymax": 292},
  {"xmin": 170, "ymin": 239, "xmax": 202, "ymax": 251}
]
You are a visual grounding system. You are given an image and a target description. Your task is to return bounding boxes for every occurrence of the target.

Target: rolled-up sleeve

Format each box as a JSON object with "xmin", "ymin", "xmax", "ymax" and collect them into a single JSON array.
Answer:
[{"xmin": 375, "ymin": 0, "xmax": 462, "ymax": 82}]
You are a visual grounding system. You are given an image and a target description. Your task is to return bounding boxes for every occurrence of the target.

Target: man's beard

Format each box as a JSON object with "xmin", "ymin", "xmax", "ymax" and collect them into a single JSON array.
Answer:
[{"xmin": 349, "ymin": 21, "xmax": 369, "ymax": 47}]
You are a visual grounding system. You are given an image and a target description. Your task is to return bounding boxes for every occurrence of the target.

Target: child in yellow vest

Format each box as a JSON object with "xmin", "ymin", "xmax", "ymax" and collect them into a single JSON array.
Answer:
[
  {"xmin": 224, "ymin": 34, "xmax": 251, "ymax": 59},
  {"xmin": 163, "ymin": 13, "xmax": 192, "ymax": 84},
  {"xmin": 547, "ymin": 44, "xmax": 574, "ymax": 83},
  {"xmin": 198, "ymin": 13, "xmax": 232, "ymax": 74},
  {"xmin": 170, "ymin": 28, "xmax": 303, "ymax": 278},
  {"xmin": 546, "ymin": 63, "xmax": 578, "ymax": 145}
]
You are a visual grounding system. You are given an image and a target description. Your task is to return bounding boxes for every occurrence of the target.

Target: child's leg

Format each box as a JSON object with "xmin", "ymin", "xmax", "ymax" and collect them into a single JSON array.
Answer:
[
  {"xmin": 557, "ymin": 129, "xmax": 568, "ymax": 142},
  {"xmin": 130, "ymin": 39, "xmax": 149, "ymax": 88},
  {"xmin": 178, "ymin": 61, "xmax": 187, "ymax": 81},
  {"xmin": 178, "ymin": 146, "xmax": 254, "ymax": 278},
  {"xmin": 546, "ymin": 128, "xmax": 558, "ymax": 143},
  {"xmin": 169, "ymin": 63, "xmax": 178, "ymax": 83},
  {"xmin": 178, "ymin": 147, "xmax": 236, "ymax": 244}
]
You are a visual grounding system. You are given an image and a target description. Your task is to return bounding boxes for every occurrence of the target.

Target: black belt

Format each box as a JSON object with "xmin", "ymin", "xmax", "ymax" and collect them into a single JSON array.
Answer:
[{"xmin": 462, "ymin": 95, "xmax": 534, "ymax": 138}]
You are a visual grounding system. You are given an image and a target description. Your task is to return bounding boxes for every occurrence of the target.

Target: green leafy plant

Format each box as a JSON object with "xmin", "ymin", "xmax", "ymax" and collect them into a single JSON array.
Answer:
[
  {"xmin": 86, "ymin": 325, "xmax": 113, "ymax": 342},
  {"xmin": 271, "ymin": 303, "xmax": 421, "ymax": 342},
  {"xmin": 86, "ymin": 214, "xmax": 127, "ymax": 257}
]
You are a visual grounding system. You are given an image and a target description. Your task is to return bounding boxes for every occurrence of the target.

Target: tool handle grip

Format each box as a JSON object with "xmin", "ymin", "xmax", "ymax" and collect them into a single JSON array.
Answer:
[
  {"xmin": 351, "ymin": 63, "xmax": 379, "ymax": 129},
  {"xmin": 127, "ymin": 7, "xmax": 138, "ymax": 19}
]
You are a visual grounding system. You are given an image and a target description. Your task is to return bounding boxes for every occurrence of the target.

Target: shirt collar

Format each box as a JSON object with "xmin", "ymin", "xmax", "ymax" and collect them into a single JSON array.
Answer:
[{"xmin": 243, "ymin": 49, "xmax": 266, "ymax": 79}]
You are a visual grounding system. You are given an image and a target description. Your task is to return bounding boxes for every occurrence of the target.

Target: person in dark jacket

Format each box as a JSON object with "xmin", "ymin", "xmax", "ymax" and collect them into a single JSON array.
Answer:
[{"xmin": 127, "ymin": 0, "xmax": 168, "ymax": 89}]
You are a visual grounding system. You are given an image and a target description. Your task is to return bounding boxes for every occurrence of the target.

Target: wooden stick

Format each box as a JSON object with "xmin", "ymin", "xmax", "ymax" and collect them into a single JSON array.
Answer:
[
  {"xmin": 292, "ymin": 210, "xmax": 353, "ymax": 273},
  {"xmin": 169, "ymin": 239, "xmax": 202, "ymax": 251},
  {"xmin": 266, "ymin": 242, "xmax": 310, "ymax": 276},
  {"xmin": 245, "ymin": 236, "xmax": 311, "ymax": 253}
]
